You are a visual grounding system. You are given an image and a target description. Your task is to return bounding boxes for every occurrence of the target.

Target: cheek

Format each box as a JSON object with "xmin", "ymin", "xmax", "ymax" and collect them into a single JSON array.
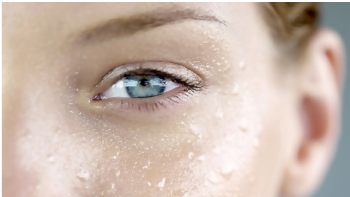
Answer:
[
  {"xmin": 74, "ymin": 88, "xmax": 281, "ymax": 197},
  {"xmin": 185, "ymin": 94, "xmax": 264, "ymax": 196},
  {"xmin": 10, "ymin": 86, "xmax": 286, "ymax": 197}
]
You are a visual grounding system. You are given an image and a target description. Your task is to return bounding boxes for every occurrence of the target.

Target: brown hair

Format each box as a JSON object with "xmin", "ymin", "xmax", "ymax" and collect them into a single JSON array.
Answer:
[{"xmin": 261, "ymin": 2, "xmax": 319, "ymax": 58}]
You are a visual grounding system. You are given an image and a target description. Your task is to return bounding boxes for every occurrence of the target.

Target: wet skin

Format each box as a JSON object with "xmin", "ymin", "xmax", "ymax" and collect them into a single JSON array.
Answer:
[{"xmin": 3, "ymin": 2, "xmax": 343, "ymax": 197}]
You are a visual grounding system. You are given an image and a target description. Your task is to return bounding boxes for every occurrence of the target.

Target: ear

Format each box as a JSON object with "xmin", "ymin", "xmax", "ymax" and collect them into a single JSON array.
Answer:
[{"xmin": 281, "ymin": 29, "xmax": 345, "ymax": 197}]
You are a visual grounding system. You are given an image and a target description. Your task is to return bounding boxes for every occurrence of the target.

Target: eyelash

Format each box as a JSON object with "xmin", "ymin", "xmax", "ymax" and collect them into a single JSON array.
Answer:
[{"xmin": 92, "ymin": 67, "xmax": 204, "ymax": 112}]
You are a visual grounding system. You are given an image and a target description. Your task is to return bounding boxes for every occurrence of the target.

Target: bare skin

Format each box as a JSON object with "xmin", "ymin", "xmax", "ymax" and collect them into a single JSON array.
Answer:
[{"xmin": 2, "ymin": 3, "xmax": 345, "ymax": 197}]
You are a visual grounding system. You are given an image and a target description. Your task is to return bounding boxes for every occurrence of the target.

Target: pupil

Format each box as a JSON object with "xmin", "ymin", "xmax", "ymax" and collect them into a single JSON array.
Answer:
[{"xmin": 139, "ymin": 78, "xmax": 149, "ymax": 87}]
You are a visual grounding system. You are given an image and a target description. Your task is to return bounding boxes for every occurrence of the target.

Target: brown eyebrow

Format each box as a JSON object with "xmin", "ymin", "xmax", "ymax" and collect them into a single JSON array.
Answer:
[{"xmin": 76, "ymin": 8, "xmax": 226, "ymax": 45}]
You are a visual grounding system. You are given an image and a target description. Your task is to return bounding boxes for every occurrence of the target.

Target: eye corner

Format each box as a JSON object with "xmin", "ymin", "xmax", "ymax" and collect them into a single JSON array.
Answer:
[{"xmin": 92, "ymin": 93, "xmax": 106, "ymax": 101}]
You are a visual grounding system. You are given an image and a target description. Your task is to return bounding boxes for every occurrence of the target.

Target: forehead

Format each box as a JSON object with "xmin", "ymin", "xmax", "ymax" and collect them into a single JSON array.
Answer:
[
  {"xmin": 3, "ymin": 3, "xmax": 265, "ymax": 56},
  {"xmin": 1, "ymin": 2, "xmax": 253, "ymax": 23}
]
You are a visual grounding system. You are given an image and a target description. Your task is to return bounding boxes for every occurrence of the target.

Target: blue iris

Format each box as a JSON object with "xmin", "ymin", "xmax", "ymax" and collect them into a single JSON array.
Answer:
[{"xmin": 124, "ymin": 75, "xmax": 166, "ymax": 98}]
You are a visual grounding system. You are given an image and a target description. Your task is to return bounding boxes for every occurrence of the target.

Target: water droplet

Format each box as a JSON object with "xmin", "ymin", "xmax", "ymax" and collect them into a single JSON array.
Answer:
[
  {"xmin": 207, "ymin": 171, "xmax": 221, "ymax": 184},
  {"xmin": 221, "ymin": 164, "xmax": 235, "ymax": 175},
  {"xmin": 146, "ymin": 181, "xmax": 152, "ymax": 186},
  {"xmin": 111, "ymin": 156, "xmax": 117, "ymax": 160},
  {"xmin": 190, "ymin": 124, "xmax": 202, "ymax": 139},
  {"xmin": 253, "ymin": 138, "xmax": 260, "ymax": 147},
  {"xmin": 188, "ymin": 152, "xmax": 194, "ymax": 159},
  {"xmin": 183, "ymin": 192, "xmax": 190, "ymax": 197},
  {"xmin": 233, "ymin": 84, "xmax": 240, "ymax": 95},
  {"xmin": 111, "ymin": 183, "xmax": 115, "ymax": 189},
  {"xmin": 47, "ymin": 155, "xmax": 55, "ymax": 163},
  {"xmin": 213, "ymin": 147, "xmax": 221, "ymax": 154},
  {"xmin": 77, "ymin": 170, "xmax": 90, "ymax": 181},
  {"xmin": 240, "ymin": 118, "xmax": 248, "ymax": 132},
  {"xmin": 116, "ymin": 170, "xmax": 121, "ymax": 177},
  {"xmin": 197, "ymin": 155, "xmax": 206, "ymax": 161},
  {"xmin": 157, "ymin": 177, "xmax": 166, "ymax": 188},
  {"xmin": 215, "ymin": 108, "xmax": 223, "ymax": 119},
  {"xmin": 239, "ymin": 60, "xmax": 246, "ymax": 70}
]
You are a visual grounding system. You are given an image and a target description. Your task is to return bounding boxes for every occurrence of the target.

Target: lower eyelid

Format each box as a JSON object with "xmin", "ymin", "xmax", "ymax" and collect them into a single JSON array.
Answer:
[{"xmin": 79, "ymin": 84, "xmax": 205, "ymax": 124}]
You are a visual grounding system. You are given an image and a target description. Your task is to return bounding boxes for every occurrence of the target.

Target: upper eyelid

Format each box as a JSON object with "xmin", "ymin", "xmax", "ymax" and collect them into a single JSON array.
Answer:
[
  {"xmin": 94, "ymin": 62, "xmax": 144, "ymax": 88},
  {"xmin": 93, "ymin": 61, "xmax": 203, "ymax": 88}
]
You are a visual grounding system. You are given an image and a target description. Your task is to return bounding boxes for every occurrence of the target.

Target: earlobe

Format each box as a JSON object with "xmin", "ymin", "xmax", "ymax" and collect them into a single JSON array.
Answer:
[
  {"xmin": 298, "ymin": 96, "xmax": 328, "ymax": 162},
  {"xmin": 281, "ymin": 29, "xmax": 344, "ymax": 197},
  {"xmin": 281, "ymin": 94, "xmax": 335, "ymax": 197}
]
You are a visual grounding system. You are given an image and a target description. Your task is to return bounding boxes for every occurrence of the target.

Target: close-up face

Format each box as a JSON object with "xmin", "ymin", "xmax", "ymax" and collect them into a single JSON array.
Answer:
[{"xmin": 2, "ymin": 2, "xmax": 345, "ymax": 197}]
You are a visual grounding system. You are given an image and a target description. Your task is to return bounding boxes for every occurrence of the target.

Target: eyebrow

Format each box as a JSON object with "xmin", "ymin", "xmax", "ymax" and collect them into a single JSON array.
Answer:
[{"xmin": 77, "ymin": 8, "xmax": 226, "ymax": 44}]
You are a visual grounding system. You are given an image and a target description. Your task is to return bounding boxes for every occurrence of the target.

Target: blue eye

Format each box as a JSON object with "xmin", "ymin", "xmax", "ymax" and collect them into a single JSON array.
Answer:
[{"xmin": 102, "ymin": 75, "xmax": 180, "ymax": 99}]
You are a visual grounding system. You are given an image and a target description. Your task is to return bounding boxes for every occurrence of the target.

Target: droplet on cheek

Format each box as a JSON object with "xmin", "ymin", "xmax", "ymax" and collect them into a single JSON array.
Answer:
[
  {"xmin": 207, "ymin": 171, "xmax": 222, "ymax": 184},
  {"xmin": 188, "ymin": 152, "xmax": 194, "ymax": 159},
  {"xmin": 115, "ymin": 170, "xmax": 121, "ymax": 177},
  {"xmin": 190, "ymin": 123, "xmax": 202, "ymax": 140},
  {"xmin": 220, "ymin": 163, "xmax": 237, "ymax": 175},
  {"xmin": 253, "ymin": 138, "xmax": 260, "ymax": 147},
  {"xmin": 240, "ymin": 118, "xmax": 248, "ymax": 132},
  {"xmin": 46, "ymin": 154, "xmax": 55, "ymax": 163},
  {"xmin": 197, "ymin": 155, "xmax": 206, "ymax": 161},
  {"xmin": 77, "ymin": 170, "xmax": 90, "ymax": 181},
  {"xmin": 213, "ymin": 146, "xmax": 221, "ymax": 154},
  {"xmin": 157, "ymin": 177, "xmax": 166, "ymax": 188},
  {"xmin": 215, "ymin": 107, "xmax": 223, "ymax": 119},
  {"xmin": 232, "ymin": 83, "xmax": 240, "ymax": 95},
  {"xmin": 146, "ymin": 181, "xmax": 152, "ymax": 187},
  {"xmin": 239, "ymin": 60, "xmax": 246, "ymax": 70}
]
